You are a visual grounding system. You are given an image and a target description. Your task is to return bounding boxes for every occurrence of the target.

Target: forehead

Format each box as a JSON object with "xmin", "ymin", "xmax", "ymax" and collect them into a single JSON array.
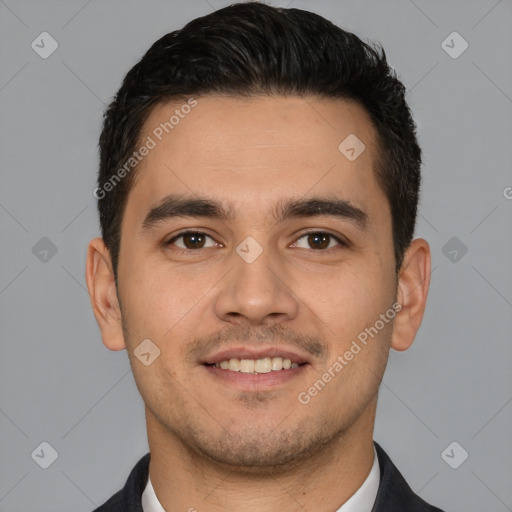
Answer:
[{"xmin": 126, "ymin": 94, "xmax": 388, "ymax": 226}]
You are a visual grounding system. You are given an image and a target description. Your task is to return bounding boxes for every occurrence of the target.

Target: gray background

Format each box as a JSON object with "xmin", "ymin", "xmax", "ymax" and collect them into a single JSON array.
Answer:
[{"xmin": 1, "ymin": 0, "xmax": 511, "ymax": 510}]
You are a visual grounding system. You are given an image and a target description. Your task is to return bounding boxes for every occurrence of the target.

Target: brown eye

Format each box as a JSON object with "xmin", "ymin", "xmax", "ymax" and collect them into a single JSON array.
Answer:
[
  {"xmin": 167, "ymin": 232, "xmax": 217, "ymax": 250},
  {"xmin": 307, "ymin": 233, "xmax": 330, "ymax": 249},
  {"xmin": 293, "ymin": 232, "xmax": 345, "ymax": 250},
  {"xmin": 182, "ymin": 233, "xmax": 206, "ymax": 249}
]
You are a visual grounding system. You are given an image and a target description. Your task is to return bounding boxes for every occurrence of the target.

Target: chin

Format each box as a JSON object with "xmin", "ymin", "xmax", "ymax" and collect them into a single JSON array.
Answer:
[{"xmin": 178, "ymin": 417, "xmax": 343, "ymax": 475}]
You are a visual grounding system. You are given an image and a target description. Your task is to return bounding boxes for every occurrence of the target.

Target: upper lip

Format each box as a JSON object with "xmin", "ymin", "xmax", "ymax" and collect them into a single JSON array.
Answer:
[{"xmin": 202, "ymin": 346, "xmax": 310, "ymax": 365}]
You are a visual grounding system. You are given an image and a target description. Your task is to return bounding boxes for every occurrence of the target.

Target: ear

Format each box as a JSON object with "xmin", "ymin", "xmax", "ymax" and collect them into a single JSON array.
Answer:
[
  {"xmin": 391, "ymin": 238, "xmax": 431, "ymax": 352},
  {"xmin": 85, "ymin": 237, "xmax": 126, "ymax": 351}
]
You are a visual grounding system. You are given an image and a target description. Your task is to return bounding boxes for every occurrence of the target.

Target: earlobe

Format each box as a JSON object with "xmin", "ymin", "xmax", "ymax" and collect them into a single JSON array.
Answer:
[
  {"xmin": 391, "ymin": 238, "xmax": 431, "ymax": 352},
  {"xmin": 85, "ymin": 237, "xmax": 126, "ymax": 351}
]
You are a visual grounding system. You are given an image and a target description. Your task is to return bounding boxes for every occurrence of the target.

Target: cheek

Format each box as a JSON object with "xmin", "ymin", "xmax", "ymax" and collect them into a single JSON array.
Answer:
[
  {"xmin": 298, "ymin": 261, "xmax": 392, "ymax": 334},
  {"xmin": 118, "ymin": 263, "xmax": 222, "ymax": 377},
  {"xmin": 118, "ymin": 255, "xmax": 190, "ymax": 337},
  {"xmin": 320, "ymin": 275, "xmax": 396, "ymax": 384}
]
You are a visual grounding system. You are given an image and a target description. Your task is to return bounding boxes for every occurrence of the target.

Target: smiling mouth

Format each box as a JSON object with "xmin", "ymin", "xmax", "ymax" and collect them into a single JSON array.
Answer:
[{"xmin": 205, "ymin": 357, "xmax": 307, "ymax": 374}]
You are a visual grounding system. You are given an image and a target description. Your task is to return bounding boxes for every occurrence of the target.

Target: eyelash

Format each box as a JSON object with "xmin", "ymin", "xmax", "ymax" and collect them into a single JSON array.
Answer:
[{"xmin": 165, "ymin": 230, "xmax": 348, "ymax": 253}]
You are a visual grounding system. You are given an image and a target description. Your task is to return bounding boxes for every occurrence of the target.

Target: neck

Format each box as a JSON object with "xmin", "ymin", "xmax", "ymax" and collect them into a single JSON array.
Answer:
[{"xmin": 146, "ymin": 399, "xmax": 377, "ymax": 512}]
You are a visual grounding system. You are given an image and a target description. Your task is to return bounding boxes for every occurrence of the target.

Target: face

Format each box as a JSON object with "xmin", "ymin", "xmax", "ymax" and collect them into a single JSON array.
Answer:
[{"xmin": 112, "ymin": 95, "xmax": 400, "ymax": 469}]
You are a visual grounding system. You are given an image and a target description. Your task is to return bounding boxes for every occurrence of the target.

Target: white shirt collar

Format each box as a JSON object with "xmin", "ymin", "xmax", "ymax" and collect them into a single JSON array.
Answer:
[
  {"xmin": 337, "ymin": 445, "xmax": 380, "ymax": 512},
  {"xmin": 141, "ymin": 471, "xmax": 166, "ymax": 512},
  {"xmin": 142, "ymin": 445, "xmax": 380, "ymax": 512}
]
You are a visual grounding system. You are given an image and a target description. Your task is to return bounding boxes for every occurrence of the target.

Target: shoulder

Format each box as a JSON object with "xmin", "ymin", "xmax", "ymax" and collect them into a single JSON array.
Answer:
[
  {"xmin": 373, "ymin": 442, "xmax": 446, "ymax": 512},
  {"xmin": 92, "ymin": 453, "xmax": 150, "ymax": 512}
]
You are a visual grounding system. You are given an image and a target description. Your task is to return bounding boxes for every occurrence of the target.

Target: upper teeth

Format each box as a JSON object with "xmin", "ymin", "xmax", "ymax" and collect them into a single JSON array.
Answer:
[{"xmin": 214, "ymin": 357, "xmax": 299, "ymax": 373}]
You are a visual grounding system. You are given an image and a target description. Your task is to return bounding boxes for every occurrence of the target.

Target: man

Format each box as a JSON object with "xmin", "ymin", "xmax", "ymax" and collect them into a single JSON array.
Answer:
[{"xmin": 86, "ymin": 2, "xmax": 444, "ymax": 511}]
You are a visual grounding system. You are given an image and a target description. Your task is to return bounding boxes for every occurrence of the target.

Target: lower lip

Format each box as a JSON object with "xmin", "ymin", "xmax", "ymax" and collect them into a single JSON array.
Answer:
[{"xmin": 203, "ymin": 364, "xmax": 308, "ymax": 389}]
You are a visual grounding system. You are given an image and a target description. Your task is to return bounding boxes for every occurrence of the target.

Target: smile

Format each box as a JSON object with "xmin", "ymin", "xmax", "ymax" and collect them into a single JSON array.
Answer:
[{"xmin": 206, "ymin": 357, "xmax": 303, "ymax": 374}]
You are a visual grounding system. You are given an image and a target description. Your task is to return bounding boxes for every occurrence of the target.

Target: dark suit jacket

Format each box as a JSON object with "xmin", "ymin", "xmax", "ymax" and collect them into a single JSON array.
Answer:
[{"xmin": 93, "ymin": 442, "xmax": 445, "ymax": 511}]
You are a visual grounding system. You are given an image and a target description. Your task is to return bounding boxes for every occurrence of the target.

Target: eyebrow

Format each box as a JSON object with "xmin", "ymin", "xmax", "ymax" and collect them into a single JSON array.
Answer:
[{"xmin": 141, "ymin": 194, "xmax": 368, "ymax": 231}]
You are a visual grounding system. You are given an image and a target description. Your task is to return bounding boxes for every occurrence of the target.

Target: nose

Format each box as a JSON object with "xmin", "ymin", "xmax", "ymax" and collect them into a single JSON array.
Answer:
[{"xmin": 213, "ymin": 241, "xmax": 299, "ymax": 326}]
